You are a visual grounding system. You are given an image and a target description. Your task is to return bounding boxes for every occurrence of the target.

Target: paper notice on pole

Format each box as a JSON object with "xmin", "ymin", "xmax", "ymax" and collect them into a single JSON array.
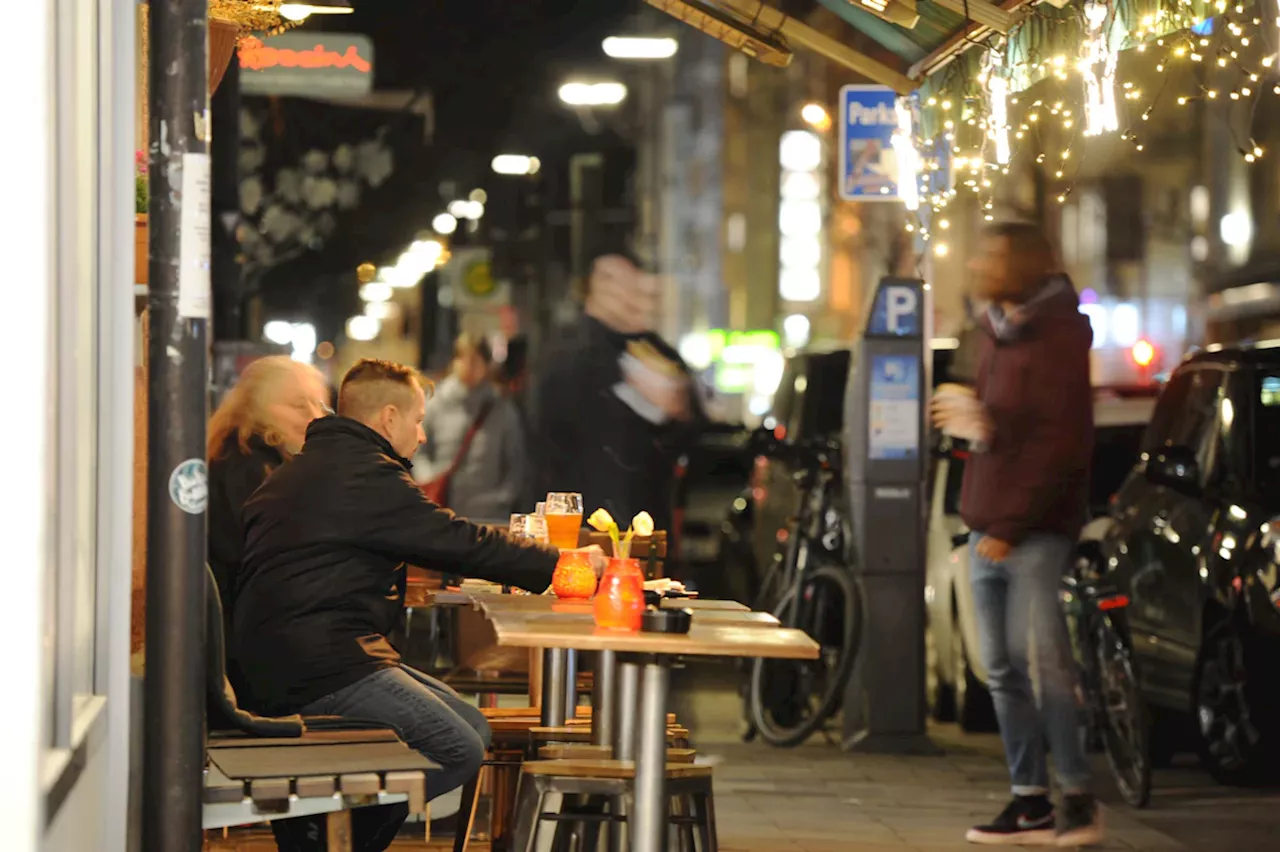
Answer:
[
  {"xmin": 178, "ymin": 152, "xmax": 212, "ymax": 319},
  {"xmin": 868, "ymin": 354, "xmax": 920, "ymax": 460}
]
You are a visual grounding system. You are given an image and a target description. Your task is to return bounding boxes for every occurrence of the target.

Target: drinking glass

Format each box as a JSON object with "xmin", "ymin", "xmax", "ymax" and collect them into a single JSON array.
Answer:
[
  {"xmin": 510, "ymin": 512, "xmax": 549, "ymax": 544},
  {"xmin": 544, "ymin": 492, "xmax": 584, "ymax": 550}
]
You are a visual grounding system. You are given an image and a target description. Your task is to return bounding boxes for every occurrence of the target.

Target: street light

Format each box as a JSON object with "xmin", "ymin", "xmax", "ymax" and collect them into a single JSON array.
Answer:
[
  {"xmin": 800, "ymin": 102, "xmax": 831, "ymax": 132},
  {"xmin": 345, "ymin": 314, "xmax": 380, "ymax": 342},
  {"xmin": 558, "ymin": 81, "xmax": 628, "ymax": 107},
  {"xmin": 491, "ymin": 154, "xmax": 542, "ymax": 176},
  {"xmin": 603, "ymin": 36, "xmax": 679, "ymax": 59},
  {"xmin": 432, "ymin": 212, "xmax": 458, "ymax": 235},
  {"xmin": 269, "ymin": 1, "xmax": 354, "ymax": 23}
]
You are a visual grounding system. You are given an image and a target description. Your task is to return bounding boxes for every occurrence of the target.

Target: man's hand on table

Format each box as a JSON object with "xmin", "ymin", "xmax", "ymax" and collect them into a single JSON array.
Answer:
[{"xmin": 571, "ymin": 544, "xmax": 608, "ymax": 576}]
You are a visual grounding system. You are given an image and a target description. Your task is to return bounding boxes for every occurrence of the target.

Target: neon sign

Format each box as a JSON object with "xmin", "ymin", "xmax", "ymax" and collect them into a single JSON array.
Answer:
[
  {"xmin": 238, "ymin": 36, "xmax": 371, "ymax": 73},
  {"xmin": 239, "ymin": 32, "xmax": 375, "ymax": 98}
]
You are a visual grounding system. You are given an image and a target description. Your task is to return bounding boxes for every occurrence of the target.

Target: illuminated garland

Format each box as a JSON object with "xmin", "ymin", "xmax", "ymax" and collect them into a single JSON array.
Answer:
[{"xmin": 903, "ymin": 0, "xmax": 1274, "ymax": 251}]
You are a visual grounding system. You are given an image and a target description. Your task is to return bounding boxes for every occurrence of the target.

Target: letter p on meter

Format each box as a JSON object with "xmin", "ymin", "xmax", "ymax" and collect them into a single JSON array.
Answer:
[{"xmin": 885, "ymin": 286, "xmax": 918, "ymax": 334}]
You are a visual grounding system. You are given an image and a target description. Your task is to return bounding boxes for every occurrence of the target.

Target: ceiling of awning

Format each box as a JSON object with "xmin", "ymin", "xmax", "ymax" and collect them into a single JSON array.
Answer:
[{"xmin": 813, "ymin": 0, "xmax": 968, "ymax": 65}]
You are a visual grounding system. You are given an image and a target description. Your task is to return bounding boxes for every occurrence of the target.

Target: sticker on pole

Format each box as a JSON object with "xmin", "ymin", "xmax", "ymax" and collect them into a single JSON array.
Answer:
[
  {"xmin": 868, "ymin": 355, "xmax": 919, "ymax": 461},
  {"xmin": 178, "ymin": 152, "xmax": 212, "ymax": 319},
  {"xmin": 168, "ymin": 458, "xmax": 208, "ymax": 515},
  {"xmin": 839, "ymin": 85, "xmax": 900, "ymax": 202}
]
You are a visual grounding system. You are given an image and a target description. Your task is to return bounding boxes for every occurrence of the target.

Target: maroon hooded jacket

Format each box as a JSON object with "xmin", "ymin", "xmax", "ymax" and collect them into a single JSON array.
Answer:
[{"xmin": 959, "ymin": 278, "xmax": 1094, "ymax": 546}]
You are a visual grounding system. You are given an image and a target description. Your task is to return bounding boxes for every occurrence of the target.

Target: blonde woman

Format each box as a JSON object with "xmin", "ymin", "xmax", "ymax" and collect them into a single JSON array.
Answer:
[{"xmin": 207, "ymin": 355, "xmax": 330, "ymax": 612}]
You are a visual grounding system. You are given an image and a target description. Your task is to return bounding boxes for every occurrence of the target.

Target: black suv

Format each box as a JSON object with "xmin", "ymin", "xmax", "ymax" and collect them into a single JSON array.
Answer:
[{"xmin": 1095, "ymin": 343, "xmax": 1280, "ymax": 782}]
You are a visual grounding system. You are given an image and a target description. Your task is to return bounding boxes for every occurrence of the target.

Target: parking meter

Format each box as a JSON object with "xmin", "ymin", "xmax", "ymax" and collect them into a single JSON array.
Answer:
[{"xmin": 841, "ymin": 277, "xmax": 937, "ymax": 753}]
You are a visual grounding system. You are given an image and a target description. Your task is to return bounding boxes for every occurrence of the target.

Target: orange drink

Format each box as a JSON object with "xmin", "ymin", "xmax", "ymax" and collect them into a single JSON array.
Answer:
[
  {"xmin": 544, "ymin": 492, "xmax": 584, "ymax": 549},
  {"xmin": 545, "ymin": 512, "xmax": 583, "ymax": 549}
]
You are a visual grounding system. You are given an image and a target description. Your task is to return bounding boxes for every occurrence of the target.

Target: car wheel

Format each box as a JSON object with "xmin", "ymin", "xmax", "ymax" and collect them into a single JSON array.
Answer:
[
  {"xmin": 954, "ymin": 626, "xmax": 998, "ymax": 733},
  {"xmin": 1195, "ymin": 619, "xmax": 1279, "ymax": 784},
  {"xmin": 926, "ymin": 616, "xmax": 958, "ymax": 722}
]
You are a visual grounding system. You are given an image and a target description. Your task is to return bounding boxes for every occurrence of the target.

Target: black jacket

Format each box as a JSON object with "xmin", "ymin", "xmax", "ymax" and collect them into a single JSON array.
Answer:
[
  {"xmin": 233, "ymin": 416, "xmax": 558, "ymax": 715},
  {"xmin": 529, "ymin": 316, "xmax": 701, "ymax": 531},
  {"xmin": 207, "ymin": 433, "xmax": 285, "ymax": 615}
]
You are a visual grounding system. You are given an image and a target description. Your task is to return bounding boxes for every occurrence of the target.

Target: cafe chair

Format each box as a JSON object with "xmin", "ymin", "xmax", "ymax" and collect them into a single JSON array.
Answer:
[
  {"xmin": 512, "ymin": 759, "xmax": 718, "ymax": 852},
  {"xmin": 577, "ymin": 528, "xmax": 668, "ymax": 580}
]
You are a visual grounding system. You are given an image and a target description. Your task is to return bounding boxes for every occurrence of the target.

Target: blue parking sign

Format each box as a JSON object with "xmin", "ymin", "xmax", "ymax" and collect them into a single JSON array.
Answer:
[{"xmin": 839, "ymin": 85, "xmax": 900, "ymax": 202}]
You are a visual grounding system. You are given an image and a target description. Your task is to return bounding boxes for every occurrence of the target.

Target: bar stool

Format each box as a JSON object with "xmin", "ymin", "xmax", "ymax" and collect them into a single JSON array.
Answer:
[{"xmin": 512, "ymin": 760, "xmax": 718, "ymax": 852}]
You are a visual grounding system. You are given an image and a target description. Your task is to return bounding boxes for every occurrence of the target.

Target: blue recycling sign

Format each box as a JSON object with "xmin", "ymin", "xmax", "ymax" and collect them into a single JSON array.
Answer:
[{"xmin": 839, "ymin": 84, "xmax": 901, "ymax": 202}]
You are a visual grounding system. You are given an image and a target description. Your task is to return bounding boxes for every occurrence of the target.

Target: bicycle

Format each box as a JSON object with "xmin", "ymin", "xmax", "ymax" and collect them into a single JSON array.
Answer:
[
  {"xmin": 1062, "ymin": 552, "xmax": 1152, "ymax": 808},
  {"xmin": 743, "ymin": 437, "xmax": 863, "ymax": 747}
]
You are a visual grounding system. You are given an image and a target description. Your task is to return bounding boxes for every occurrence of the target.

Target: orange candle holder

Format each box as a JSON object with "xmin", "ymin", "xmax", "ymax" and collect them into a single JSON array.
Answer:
[
  {"xmin": 551, "ymin": 550, "xmax": 597, "ymax": 600},
  {"xmin": 593, "ymin": 557, "xmax": 645, "ymax": 631}
]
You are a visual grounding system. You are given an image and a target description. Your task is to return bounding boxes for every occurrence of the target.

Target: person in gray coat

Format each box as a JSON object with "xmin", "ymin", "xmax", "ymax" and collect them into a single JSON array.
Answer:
[{"xmin": 414, "ymin": 333, "xmax": 527, "ymax": 521}]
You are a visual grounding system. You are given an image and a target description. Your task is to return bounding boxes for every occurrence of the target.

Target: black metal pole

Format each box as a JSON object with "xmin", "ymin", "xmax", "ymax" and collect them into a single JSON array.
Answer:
[{"xmin": 144, "ymin": 1, "xmax": 209, "ymax": 850}]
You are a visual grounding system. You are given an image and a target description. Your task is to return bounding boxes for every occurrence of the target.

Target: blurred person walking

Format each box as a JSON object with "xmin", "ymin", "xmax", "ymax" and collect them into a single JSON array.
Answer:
[
  {"xmin": 415, "ymin": 332, "xmax": 527, "ymax": 520},
  {"xmin": 529, "ymin": 251, "xmax": 702, "ymax": 533},
  {"xmin": 932, "ymin": 222, "xmax": 1101, "ymax": 847}
]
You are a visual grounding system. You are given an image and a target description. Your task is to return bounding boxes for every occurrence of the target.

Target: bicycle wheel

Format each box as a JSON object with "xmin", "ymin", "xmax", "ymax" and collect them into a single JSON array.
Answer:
[
  {"xmin": 748, "ymin": 563, "xmax": 861, "ymax": 747},
  {"xmin": 1095, "ymin": 617, "xmax": 1151, "ymax": 808}
]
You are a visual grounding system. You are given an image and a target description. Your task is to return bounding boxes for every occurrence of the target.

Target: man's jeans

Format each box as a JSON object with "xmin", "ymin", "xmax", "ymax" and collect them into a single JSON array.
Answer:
[
  {"xmin": 303, "ymin": 664, "xmax": 492, "ymax": 801},
  {"xmin": 271, "ymin": 665, "xmax": 491, "ymax": 852},
  {"xmin": 970, "ymin": 533, "xmax": 1090, "ymax": 796}
]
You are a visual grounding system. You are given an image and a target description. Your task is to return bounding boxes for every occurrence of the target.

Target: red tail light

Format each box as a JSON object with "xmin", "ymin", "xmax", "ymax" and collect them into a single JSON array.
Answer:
[
  {"xmin": 1131, "ymin": 340, "xmax": 1156, "ymax": 368},
  {"xmin": 1098, "ymin": 594, "xmax": 1130, "ymax": 611}
]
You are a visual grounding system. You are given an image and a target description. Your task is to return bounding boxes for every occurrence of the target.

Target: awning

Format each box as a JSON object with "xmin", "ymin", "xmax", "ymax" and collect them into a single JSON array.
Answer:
[{"xmin": 650, "ymin": 0, "xmax": 1225, "ymax": 110}]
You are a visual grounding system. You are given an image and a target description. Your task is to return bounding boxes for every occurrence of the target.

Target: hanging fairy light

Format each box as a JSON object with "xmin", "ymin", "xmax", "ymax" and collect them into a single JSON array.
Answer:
[
  {"xmin": 892, "ymin": 97, "xmax": 921, "ymax": 211},
  {"xmin": 984, "ymin": 50, "xmax": 1011, "ymax": 165},
  {"xmin": 1081, "ymin": 1, "xmax": 1119, "ymax": 137}
]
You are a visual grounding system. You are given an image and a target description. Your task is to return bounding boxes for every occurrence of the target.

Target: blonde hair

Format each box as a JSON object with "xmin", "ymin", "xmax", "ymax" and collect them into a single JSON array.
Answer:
[
  {"xmin": 207, "ymin": 356, "xmax": 325, "ymax": 461},
  {"xmin": 338, "ymin": 358, "xmax": 433, "ymax": 422}
]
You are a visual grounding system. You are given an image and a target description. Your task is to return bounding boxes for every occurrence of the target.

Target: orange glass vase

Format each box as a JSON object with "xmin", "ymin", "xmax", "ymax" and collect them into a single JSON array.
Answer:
[
  {"xmin": 593, "ymin": 557, "xmax": 645, "ymax": 630},
  {"xmin": 552, "ymin": 551, "xmax": 598, "ymax": 600}
]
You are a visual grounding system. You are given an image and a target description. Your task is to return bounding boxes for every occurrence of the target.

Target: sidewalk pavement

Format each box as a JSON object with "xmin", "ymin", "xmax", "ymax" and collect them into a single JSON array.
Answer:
[{"xmin": 699, "ymin": 731, "xmax": 1187, "ymax": 852}]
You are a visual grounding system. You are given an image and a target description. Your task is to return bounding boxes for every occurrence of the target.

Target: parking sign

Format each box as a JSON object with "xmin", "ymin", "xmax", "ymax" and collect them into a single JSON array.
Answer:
[{"xmin": 839, "ymin": 85, "xmax": 900, "ymax": 202}]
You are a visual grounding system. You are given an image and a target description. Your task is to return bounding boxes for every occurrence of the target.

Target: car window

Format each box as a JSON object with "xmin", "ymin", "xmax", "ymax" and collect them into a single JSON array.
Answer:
[
  {"xmin": 1253, "ymin": 371, "xmax": 1280, "ymax": 495},
  {"xmin": 1144, "ymin": 366, "xmax": 1226, "ymax": 487}
]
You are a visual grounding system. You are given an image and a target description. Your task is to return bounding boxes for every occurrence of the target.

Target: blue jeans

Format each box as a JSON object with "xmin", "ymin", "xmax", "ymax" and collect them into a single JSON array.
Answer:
[
  {"xmin": 271, "ymin": 665, "xmax": 491, "ymax": 852},
  {"xmin": 970, "ymin": 533, "xmax": 1090, "ymax": 796},
  {"xmin": 302, "ymin": 664, "xmax": 492, "ymax": 802}
]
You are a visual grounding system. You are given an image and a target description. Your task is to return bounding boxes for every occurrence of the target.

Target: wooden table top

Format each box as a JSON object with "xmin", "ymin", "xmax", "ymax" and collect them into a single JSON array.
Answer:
[
  {"xmin": 486, "ymin": 613, "xmax": 819, "ymax": 659},
  {"xmin": 477, "ymin": 604, "xmax": 779, "ymax": 627},
  {"xmin": 416, "ymin": 589, "xmax": 752, "ymax": 613}
]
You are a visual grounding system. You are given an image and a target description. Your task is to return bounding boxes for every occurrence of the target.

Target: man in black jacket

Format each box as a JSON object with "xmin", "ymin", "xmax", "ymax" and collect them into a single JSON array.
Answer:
[
  {"xmin": 234, "ymin": 359, "xmax": 577, "ymax": 849},
  {"xmin": 529, "ymin": 252, "xmax": 703, "ymax": 532}
]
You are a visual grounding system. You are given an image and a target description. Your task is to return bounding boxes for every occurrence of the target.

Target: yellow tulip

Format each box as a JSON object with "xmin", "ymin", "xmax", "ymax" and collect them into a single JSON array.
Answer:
[
  {"xmin": 588, "ymin": 508, "xmax": 616, "ymax": 533},
  {"xmin": 631, "ymin": 511, "xmax": 655, "ymax": 537}
]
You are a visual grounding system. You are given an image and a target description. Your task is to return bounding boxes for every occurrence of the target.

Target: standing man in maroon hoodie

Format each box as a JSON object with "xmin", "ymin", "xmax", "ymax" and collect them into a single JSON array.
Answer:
[{"xmin": 932, "ymin": 222, "xmax": 1102, "ymax": 847}]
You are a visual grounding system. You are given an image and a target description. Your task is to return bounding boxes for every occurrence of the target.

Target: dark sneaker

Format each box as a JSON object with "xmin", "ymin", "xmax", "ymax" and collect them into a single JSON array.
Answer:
[
  {"xmin": 965, "ymin": 795, "xmax": 1056, "ymax": 845},
  {"xmin": 1056, "ymin": 794, "xmax": 1104, "ymax": 847}
]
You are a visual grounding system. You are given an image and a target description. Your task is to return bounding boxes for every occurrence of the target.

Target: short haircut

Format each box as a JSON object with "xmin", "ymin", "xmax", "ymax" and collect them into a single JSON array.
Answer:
[
  {"xmin": 982, "ymin": 221, "xmax": 1055, "ymax": 266},
  {"xmin": 454, "ymin": 332, "xmax": 493, "ymax": 365},
  {"xmin": 338, "ymin": 358, "xmax": 433, "ymax": 422}
]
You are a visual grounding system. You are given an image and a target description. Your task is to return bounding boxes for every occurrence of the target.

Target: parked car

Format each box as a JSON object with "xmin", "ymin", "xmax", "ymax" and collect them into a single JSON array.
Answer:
[
  {"xmin": 672, "ymin": 423, "xmax": 754, "ymax": 599},
  {"xmin": 1089, "ymin": 343, "xmax": 1280, "ymax": 782},
  {"xmin": 924, "ymin": 388, "xmax": 1159, "ymax": 730}
]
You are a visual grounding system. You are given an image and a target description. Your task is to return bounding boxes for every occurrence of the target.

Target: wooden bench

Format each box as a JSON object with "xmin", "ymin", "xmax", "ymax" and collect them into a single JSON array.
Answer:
[{"xmin": 201, "ymin": 566, "xmax": 444, "ymax": 849}]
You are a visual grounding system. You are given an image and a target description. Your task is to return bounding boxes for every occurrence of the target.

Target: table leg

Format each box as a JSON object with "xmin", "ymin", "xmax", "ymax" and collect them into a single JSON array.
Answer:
[
  {"xmin": 564, "ymin": 649, "xmax": 579, "ymax": 716},
  {"xmin": 632, "ymin": 657, "xmax": 670, "ymax": 852},
  {"xmin": 613, "ymin": 657, "xmax": 640, "ymax": 760},
  {"xmin": 540, "ymin": 648, "xmax": 568, "ymax": 727},
  {"xmin": 610, "ymin": 656, "xmax": 642, "ymax": 852},
  {"xmin": 591, "ymin": 649, "xmax": 617, "ymax": 747}
]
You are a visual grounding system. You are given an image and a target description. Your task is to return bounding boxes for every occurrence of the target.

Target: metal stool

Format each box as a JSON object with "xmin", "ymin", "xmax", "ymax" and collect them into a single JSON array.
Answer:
[{"xmin": 512, "ymin": 760, "xmax": 717, "ymax": 852}]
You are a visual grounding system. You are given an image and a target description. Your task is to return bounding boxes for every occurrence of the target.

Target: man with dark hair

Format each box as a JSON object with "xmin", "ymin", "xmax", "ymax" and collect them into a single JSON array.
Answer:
[
  {"xmin": 234, "ymin": 357, "xmax": 599, "ymax": 851},
  {"xmin": 529, "ymin": 252, "xmax": 702, "ymax": 532},
  {"xmin": 932, "ymin": 222, "xmax": 1102, "ymax": 846}
]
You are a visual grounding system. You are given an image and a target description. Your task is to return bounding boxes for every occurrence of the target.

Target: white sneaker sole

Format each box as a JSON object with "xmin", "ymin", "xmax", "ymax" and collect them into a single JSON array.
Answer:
[
  {"xmin": 1056, "ymin": 823, "xmax": 1105, "ymax": 847},
  {"xmin": 965, "ymin": 827, "xmax": 1057, "ymax": 845}
]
